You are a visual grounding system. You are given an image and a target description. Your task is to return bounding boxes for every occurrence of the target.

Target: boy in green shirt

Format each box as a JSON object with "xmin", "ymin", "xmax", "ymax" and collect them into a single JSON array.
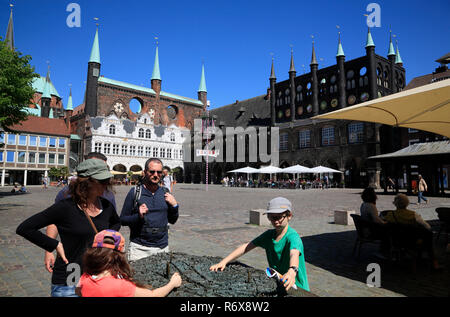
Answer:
[{"xmin": 210, "ymin": 197, "xmax": 309, "ymax": 292}]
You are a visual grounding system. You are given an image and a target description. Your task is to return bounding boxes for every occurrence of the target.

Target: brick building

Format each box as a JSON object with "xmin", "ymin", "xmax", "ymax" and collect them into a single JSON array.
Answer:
[
  {"xmin": 1, "ymin": 7, "xmax": 72, "ymax": 186},
  {"xmin": 196, "ymin": 29, "xmax": 406, "ymax": 188},
  {"xmin": 69, "ymin": 27, "xmax": 206, "ymax": 176}
]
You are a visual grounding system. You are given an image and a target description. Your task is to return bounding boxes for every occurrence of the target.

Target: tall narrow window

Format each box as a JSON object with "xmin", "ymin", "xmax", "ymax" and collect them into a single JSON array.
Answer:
[
  {"xmin": 146, "ymin": 129, "xmax": 151, "ymax": 139},
  {"xmin": 138, "ymin": 128, "xmax": 144, "ymax": 138},
  {"xmin": 298, "ymin": 130, "xmax": 311, "ymax": 148},
  {"xmin": 279, "ymin": 133, "xmax": 289, "ymax": 151},
  {"xmin": 321, "ymin": 126, "xmax": 335, "ymax": 146},
  {"xmin": 109, "ymin": 125, "xmax": 116, "ymax": 135}
]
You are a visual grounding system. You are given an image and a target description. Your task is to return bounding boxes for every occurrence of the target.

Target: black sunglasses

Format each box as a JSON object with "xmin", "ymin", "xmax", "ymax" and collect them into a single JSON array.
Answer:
[{"xmin": 147, "ymin": 170, "xmax": 163, "ymax": 175}]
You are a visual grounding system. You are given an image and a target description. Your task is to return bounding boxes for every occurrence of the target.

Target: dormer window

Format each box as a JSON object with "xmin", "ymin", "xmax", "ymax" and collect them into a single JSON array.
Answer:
[{"xmin": 109, "ymin": 124, "xmax": 116, "ymax": 135}]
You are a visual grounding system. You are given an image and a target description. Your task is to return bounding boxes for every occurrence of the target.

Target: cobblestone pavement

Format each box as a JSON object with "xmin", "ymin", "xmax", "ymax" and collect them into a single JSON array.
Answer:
[{"xmin": 1, "ymin": 184, "xmax": 449, "ymax": 297}]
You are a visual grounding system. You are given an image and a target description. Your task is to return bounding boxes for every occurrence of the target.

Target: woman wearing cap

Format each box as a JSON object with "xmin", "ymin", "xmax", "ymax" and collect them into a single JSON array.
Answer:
[
  {"xmin": 77, "ymin": 229, "xmax": 181, "ymax": 297},
  {"xmin": 16, "ymin": 159, "xmax": 121, "ymax": 297}
]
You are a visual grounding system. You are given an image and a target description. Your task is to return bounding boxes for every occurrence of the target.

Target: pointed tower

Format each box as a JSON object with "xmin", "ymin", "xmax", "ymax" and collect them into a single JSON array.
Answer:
[
  {"xmin": 65, "ymin": 86, "xmax": 74, "ymax": 127},
  {"xmin": 41, "ymin": 66, "xmax": 52, "ymax": 118},
  {"xmin": 336, "ymin": 32, "xmax": 346, "ymax": 109},
  {"xmin": 288, "ymin": 47, "xmax": 296, "ymax": 122},
  {"xmin": 269, "ymin": 56, "xmax": 276, "ymax": 126},
  {"xmin": 5, "ymin": 4, "xmax": 14, "ymax": 50},
  {"xmin": 387, "ymin": 30, "xmax": 396, "ymax": 93},
  {"xmin": 85, "ymin": 24, "xmax": 101, "ymax": 117},
  {"xmin": 310, "ymin": 40, "xmax": 319, "ymax": 115},
  {"xmin": 395, "ymin": 40, "xmax": 403, "ymax": 67},
  {"xmin": 151, "ymin": 42, "xmax": 162, "ymax": 94},
  {"xmin": 365, "ymin": 28, "xmax": 377, "ymax": 100},
  {"xmin": 197, "ymin": 63, "xmax": 207, "ymax": 109}
]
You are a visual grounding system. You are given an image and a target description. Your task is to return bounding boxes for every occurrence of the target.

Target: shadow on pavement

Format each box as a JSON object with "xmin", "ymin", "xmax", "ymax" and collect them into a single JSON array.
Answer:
[{"xmin": 302, "ymin": 221, "xmax": 449, "ymax": 297}]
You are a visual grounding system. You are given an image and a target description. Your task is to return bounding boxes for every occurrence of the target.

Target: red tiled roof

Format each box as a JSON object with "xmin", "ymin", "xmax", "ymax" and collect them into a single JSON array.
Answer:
[{"xmin": 8, "ymin": 116, "xmax": 70, "ymax": 137}]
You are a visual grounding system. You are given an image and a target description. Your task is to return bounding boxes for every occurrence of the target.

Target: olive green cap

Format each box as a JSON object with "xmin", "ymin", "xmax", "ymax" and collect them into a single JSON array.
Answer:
[{"xmin": 76, "ymin": 159, "xmax": 112, "ymax": 180}]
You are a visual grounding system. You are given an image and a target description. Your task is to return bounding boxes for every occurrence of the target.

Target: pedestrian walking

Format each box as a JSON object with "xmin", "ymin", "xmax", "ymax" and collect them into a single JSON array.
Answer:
[{"xmin": 418, "ymin": 174, "xmax": 429, "ymax": 204}]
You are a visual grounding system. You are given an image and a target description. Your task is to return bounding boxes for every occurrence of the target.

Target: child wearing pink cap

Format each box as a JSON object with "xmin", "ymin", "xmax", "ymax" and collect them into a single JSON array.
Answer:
[{"xmin": 77, "ymin": 229, "xmax": 181, "ymax": 297}]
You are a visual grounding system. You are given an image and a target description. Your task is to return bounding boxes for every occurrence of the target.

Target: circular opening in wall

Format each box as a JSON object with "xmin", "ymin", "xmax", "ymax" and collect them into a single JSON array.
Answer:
[
  {"xmin": 129, "ymin": 98, "xmax": 142, "ymax": 114},
  {"xmin": 360, "ymin": 67, "xmax": 367, "ymax": 76},
  {"xmin": 306, "ymin": 82, "xmax": 312, "ymax": 90},
  {"xmin": 167, "ymin": 105, "xmax": 178, "ymax": 120}
]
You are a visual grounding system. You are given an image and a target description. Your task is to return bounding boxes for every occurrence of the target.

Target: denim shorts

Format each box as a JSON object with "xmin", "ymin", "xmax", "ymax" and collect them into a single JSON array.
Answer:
[{"xmin": 51, "ymin": 284, "xmax": 78, "ymax": 297}]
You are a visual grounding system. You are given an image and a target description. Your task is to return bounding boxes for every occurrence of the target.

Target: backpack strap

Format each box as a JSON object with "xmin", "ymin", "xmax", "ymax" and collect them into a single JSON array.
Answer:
[{"xmin": 132, "ymin": 184, "xmax": 142, "ymax": 213}]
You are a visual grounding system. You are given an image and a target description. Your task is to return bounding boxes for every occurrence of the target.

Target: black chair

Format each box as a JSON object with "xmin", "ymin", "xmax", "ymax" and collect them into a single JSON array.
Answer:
[
  {"xmin": 350, "ymin": 214, "xmax": 386, "ymax": 258},
  {"xmin": 435, "ymin": 207, "xmax": 450, "ymax": 244},
  {"xmin": 385, "ymin": 222, "xmax": 432, "ymax": 272}
]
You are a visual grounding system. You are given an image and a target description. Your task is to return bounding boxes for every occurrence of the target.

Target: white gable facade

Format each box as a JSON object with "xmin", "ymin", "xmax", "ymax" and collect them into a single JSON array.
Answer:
[{"xmin": 89, "ymin": 113, "xmax": 187, "ymax": 172}]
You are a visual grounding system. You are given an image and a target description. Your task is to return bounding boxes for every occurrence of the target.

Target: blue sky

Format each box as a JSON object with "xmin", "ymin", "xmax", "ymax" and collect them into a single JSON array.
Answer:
[{"xmin": 2, "ymin": 0, "xmax": 449, "ymax": 111}]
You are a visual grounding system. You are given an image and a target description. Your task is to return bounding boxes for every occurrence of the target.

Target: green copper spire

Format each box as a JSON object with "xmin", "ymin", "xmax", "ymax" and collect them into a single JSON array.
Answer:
[
  {"xmin": 395, "ymin": 41, "xmax": 403, "ymax": 64},
  {"xmin": 42, "ymin": 66, "xmax": 52, "ymax": 99},
  {"xmin": 89, "ymin": 27, "xmax": 101, "ymax": 64},
  {"xmin": 336, "ymin": 32, "xmax": 345, "ymax": 57},
  {"xmin": 388, "ymin": 30, "xmax": 395, "ymax": 56},
  {"xmin": 365, "ymin": 28, "xmax": 375, "ymax": 48},
  {"xmin": 151, "ymin": 45, "xmax": 161, "ymax": 80},
  {"xmin": 66, "ymin": 87, "xmax": 73, "ymax": 110},
  {"xmin": 5, "ymin": 4, "xmax": 14, "ymax": 50},
  {"xmin": 198, "ymin": 63, "xmax": 207, "ymax": 92}
]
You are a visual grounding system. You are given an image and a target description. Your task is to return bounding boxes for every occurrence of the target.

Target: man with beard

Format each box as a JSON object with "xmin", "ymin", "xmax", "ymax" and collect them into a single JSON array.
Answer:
[{"xmin": 120, "ymin": 158, "xmax": 179, "ymax": 261}]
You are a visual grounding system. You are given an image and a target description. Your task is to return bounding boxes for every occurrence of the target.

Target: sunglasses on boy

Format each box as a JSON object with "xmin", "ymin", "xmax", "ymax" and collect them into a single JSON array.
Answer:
[{"xmin": 267, "ymin": 213, "xmax": 288, "ymax": 222}]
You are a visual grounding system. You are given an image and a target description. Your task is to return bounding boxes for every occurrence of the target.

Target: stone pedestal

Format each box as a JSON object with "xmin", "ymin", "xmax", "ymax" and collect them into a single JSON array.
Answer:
[
  {"xmin": 249, "ymin": 209, "xmax": 270, "ymax": 226},
  {"xmin": 334, "ymin": 210, "xmax": 355, "ymax": 225}
]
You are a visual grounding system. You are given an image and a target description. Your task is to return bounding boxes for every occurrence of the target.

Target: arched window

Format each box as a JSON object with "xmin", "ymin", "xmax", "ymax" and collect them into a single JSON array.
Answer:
[
  {"xmin": 146, "ymin": 129, "xmax": 151, "ymax": 139},
  {"xmin": 170, "ymin": 132, "xmax": 175, "ymax": 142},
  {"xmin": 138, "ymin": 128, "xmax": 144, "ymax": 138},
  {"xmin": 109, "ymin": 125, "xmax": 116, "ymax": 135}
]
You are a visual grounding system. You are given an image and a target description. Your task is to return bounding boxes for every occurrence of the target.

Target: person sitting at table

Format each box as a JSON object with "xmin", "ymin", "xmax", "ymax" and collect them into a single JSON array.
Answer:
[
  {"xmin": 360, "ymin": 187, "xmax": 386, "ymax": 225},
  {"xmin": 382, "ymin": 194, "xmax": 441, "ymax": 270}
]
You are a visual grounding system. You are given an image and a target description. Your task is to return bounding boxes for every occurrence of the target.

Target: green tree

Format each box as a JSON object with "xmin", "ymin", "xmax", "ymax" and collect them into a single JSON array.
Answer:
[{"xmin": 0, "ymin": 37, "xmax": 39, "ymax": 133}]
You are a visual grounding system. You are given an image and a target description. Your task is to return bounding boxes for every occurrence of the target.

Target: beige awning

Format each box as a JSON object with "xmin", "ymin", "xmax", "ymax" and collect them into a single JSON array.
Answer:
[
  {"xmin": 110, "ymin": 171, "xmax": 127, "ymax": 175},
  {"xmin": 312, "ymin": 78, "xmax": 450, "ymax": 138}
]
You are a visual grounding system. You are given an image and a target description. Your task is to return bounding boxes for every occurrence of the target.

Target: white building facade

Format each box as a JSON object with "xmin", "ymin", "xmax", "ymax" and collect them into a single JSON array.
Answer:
[{"xmin": 88, "ymin": 112, "xmax": 188, "ymax": 172}]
